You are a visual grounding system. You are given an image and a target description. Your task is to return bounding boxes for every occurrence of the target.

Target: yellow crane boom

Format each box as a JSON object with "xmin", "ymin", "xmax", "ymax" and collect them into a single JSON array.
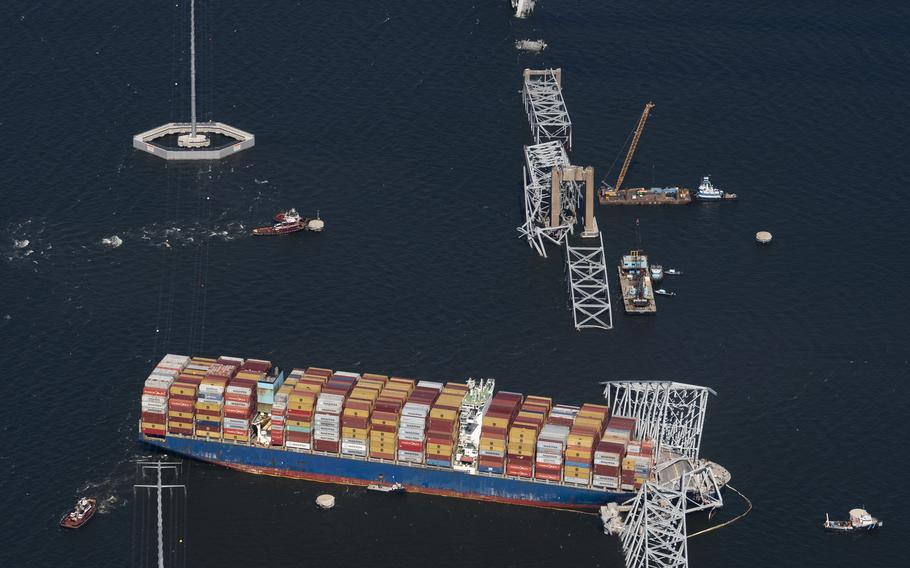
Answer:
[{"xmin": 612, "ymin": 102, "xmax": 655, "ymax": 194}]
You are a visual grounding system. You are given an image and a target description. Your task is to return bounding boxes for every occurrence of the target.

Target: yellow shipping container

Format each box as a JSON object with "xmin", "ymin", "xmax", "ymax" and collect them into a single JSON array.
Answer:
[
  {"xmin": 191, "ymin": 356, "xmax": 217, "ymax": 364},
  {"xmin": 285, "ymin": 419, "xmax": 311, "ymax": 428},
  {"xmin": 565, "ymin": 449, "xmax": 593, "ymax": 460},
  {"xmin": 568, "ymin": 434, "xmax": 596, "ymax": 447},
  {"xmin": 223, "ymin": 433, "xmax": 249, "ymax": 442},
  {"xmin": 430, "ymin": 407, "xmax": 457, "ymax": 420},
  {"xmin": 197, "ymin": 430, "xmax": 222, "ymax": 439},
  {"xmin": 169, "ymin": 384, "xmax": 197, "ymax": 397},
  {"xmin": 507, "ymin": 448, "xmax": 535, "ymax": 458},
  {"xmin": 342, "ymin": 427, "xmax": 369, "ymax": 438},
  {"xmin": 343, "ymin": 408, "xmax": 371, "ymax": 418},
  {"xmin": 482, "ymin": 416, "xmax": 509, "ymax": 429},
  {"xmin": 168, "ymin": 410, "xmax": 194, "ymax": 420},
  {"xmin": 195, "ymin": 401, "xmax": 223, "ymax": 411},
  {"xmin": 622, "ymin": 457, "xmax": 639, "ymax": 470},
  {"xmin": 350, "ymin": 388, "xmax": 379, "ymax": 401},
  {"xmin": 361, "ymin": 373, "xmax": 389, "ymax": 383},
  {"xmin": 507, "ymin": 442, "xmax": 536, "ymax": 452}
]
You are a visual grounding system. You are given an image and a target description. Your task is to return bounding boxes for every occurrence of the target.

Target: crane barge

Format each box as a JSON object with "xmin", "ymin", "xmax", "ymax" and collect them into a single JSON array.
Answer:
[{"xmin": 599, "ymin": 102, "xmax": 692, "ymax": 206}]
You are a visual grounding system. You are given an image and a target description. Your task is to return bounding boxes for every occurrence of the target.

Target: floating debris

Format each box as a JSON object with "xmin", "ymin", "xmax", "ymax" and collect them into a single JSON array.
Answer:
[
  {"xmin": 13, "ymin": 239, "xmax": 29, "ymax": 249},
  {"xmin": 515, "ymin": 39, "xmax": 547, "ymax": 52}
]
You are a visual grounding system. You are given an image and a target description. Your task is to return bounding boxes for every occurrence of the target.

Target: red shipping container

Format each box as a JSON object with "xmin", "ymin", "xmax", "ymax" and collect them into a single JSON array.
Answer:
[
  {"xmin": 506, "ymin": 464, "xmax": 533, "ymax": 477},
  {"xmin": 507, "ymin": 454, "xmax": 532, "ymax": 464},
  {"xmin": 398, "ymin": 440, "xmax": 424, "ymax": 452},
  {"xmin": 167, "ymin": 427, "xmax": 193, "ymax": 436},
  {"xmin": 142, "ymin": 427, "xmax": 166, "ymax": 437},
  {"xmin": 594, "ymin": 464, "xmax": 621, "ymax": 476},
  {"xmin": 314, "ymin": 439, "xmax": 340, "ymax": 453},
  {"xmin": 168, "ymin": 399, "xmax": 194, "ymax": 411},
  {"xmin": 534, "ymin": 471, "xmax": 561, "ymax": 481},
  {"xmin": 195, "ymin": 408, "xmax": 221, "ymax": 419},
  {"xmin": 371, "ymin": 423, "xmax": 397, "ymax": 433},
  {"xmin": 223, "ymin": 427, "xmax": 248, "ymax": 437},
  {"xmin": 270, "ymin": 436, "xmax": 285, "ymax": 446},
  {"xmin": 142, "ymin": 412, "xmax": 166, "ymax": 423},
  {"xmin": 286, "ymin": 431, "xmax": 311, "ymax": 442}
]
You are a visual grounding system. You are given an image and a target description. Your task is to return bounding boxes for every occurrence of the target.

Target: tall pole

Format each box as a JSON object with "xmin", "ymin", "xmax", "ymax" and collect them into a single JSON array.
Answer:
[
  {"xmin": 156, "ymin": 464, "xmax": 165, "ymax": 568},
  {"xmin": 189, "ymin": 0, "xmax": 198, "ymax": 136}
]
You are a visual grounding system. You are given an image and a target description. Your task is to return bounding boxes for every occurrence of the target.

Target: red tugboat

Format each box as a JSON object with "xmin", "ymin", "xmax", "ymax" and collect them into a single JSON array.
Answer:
[
  {"xmin": 60, "ymin": 497, "xmax": 97, "ymax": 529},
  {"xmin": 253, "ymin": 208, "xmax": 309, "ymax": 236}
]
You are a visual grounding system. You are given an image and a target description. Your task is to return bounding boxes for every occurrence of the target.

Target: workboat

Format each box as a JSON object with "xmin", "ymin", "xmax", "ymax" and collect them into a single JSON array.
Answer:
[
  {"xmin": 824, "ymin": 509, "xmax": 882, "ymax": 532},
  {"xmin": 515, "ymin": 39, "xmax": 547, "ymax": 52},
  {"xmin": 253, "ymin": 209, "xmax": 308, "ymax": 236},
  {"xmin": 367, "ymin": 481, "xmax": 405, "ymax": 493},
  {"xmin": 650, "ymin": 264, "xmax": 664, "ymax": 282},
  {"xmin": 654, "ymin": 289, "xmax": 675, "ymax": 296},
  {"xmin": 59, "ymin": 497, "xmax": 96, "ymax": 529},
  {"xmin": 665, "ymin": 268, "xmax": 682, "ymax": 276},
  {"xmin": 617, "ymin": 250, "xmax": 656, "ymax": 314},
  {"xmin": 695, "ymin": 176, "xmax": 737, "ymax": 201}
]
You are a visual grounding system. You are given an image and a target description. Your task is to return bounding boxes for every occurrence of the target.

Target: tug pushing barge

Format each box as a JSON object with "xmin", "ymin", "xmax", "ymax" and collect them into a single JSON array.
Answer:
[{"xmin": 140, "ymin": 354, "xmax": 723, "ymax": 508}]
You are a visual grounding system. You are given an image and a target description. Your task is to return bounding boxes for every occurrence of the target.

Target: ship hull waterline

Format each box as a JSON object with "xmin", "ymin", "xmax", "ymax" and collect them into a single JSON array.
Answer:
[{"xmin": 142, "ymin": 435, "xmax": 635, "ymax": 510}]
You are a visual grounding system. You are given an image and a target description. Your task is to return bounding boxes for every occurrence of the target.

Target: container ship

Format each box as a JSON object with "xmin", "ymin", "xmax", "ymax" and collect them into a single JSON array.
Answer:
[{"xmin": 139, "ymin": 354, "xmax": 662, "ymax": 509}]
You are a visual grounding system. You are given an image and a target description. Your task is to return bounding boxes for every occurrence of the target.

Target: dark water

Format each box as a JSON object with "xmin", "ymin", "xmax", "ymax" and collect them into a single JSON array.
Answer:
[{"xmin": 2, "ymin": 1, "xmax": 908, "ymax": 566}]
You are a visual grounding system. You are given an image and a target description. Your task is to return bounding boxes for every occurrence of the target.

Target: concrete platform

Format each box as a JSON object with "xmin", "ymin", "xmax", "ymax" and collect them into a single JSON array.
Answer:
[{"xmin": 133, "ymin": 122, "xmax": 254, "ymax": 160}]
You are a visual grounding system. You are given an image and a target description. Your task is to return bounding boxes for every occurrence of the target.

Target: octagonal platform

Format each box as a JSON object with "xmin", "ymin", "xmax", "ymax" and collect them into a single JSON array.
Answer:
[{"xmin": 133, "ymin": 122, "xmax": 255, "ymax": 160}]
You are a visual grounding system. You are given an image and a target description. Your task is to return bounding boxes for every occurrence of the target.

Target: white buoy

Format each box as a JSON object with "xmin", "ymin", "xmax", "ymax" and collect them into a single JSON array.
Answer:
[
  {"xmin": 316, "ymin": 494, "xmax": 335, "ymax": 509},
  {"xmin": 755, "ymin": 231, "xmax": 772, "ymax": 244}
]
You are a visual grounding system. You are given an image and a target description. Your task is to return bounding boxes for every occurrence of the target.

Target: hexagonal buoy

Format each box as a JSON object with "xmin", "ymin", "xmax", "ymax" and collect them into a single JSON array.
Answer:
[
  {"xmin": 316, "ymin": 494, "xmax": 335, "ymax": 509},
  {"xmin": 755, "ymin": 231, "xmax": 772, "ymax": 244}
]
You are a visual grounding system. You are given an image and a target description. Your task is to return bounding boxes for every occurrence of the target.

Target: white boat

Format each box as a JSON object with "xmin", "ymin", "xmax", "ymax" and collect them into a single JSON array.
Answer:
[
  {"xmin": 654, "ymin": 289, "xmax": 675, "ymax": 296},
  {"xmin": 824, "ymin": 509, "xmax": 882, "ymax": 532},
  {"xmin": 695, "ymin": 176, "xmax": 724, "ymax": 200},
  {"xmin": 665, "ymin": 268, "xmax": 683, "ymax": 276},
  {"xmin": 649, "ymin": 264, "xmax": 664, "ymax": 283},
  {"xmin": 367, "ymin": 481, "xmax": 405, "ymax": 493},
  {"xmin": 515, "ymin": 39, "xmax": 547, "ymax": 52}
]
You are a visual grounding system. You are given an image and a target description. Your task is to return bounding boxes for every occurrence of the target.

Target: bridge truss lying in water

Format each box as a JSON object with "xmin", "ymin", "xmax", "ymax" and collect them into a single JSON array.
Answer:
[{"xmin": 603, "ymin": 381, "xmax": 727, "ymax": 568}]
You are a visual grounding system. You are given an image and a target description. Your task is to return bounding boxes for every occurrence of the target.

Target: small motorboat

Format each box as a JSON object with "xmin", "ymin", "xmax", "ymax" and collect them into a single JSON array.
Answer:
[
  {"xmin": 649, "ymin": 264, "xmax": 664, "ymax": 283},
  {"xmin": 824, "ymin": 509, "xmax": 882, "ymax": 532},
  {"xmin": 654, "ymin": 289, "xmax": 676, "ymax": 296},
  {"xmin": 515, "ymin": 39, "xmax": 547, "ymax": 52},
  {"xmin": 60, "ymin": 497, "xmax": 97, "ymax": 529},
  {"xmin": 253, "ymin": 209, "xmax": 309, "ymax": 236},
  {"xmin": 366, "ymin": 482, "xmax": 405, "ymax": 494},
  {"xmin": 665, "ymin": 268, "xmax": 683, "ymax": 276}
]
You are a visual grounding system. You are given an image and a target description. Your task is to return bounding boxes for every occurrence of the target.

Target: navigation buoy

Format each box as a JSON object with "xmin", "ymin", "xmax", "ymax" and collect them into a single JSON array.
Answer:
[
  {"xmin": 316, "ymin": 494, "xmax": 335, "ymax": 509},
  {"xmin": 755, "ymin": 231, "xmax": 772, "ymax": 244}
]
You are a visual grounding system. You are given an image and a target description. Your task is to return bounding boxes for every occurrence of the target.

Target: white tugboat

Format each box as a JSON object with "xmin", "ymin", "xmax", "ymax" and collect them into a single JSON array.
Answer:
[
  {"xmin": 695, "ymin": 175, "xmax": 737, "ymax": 201},
  {"xmin": 650, "ymin": 264, "xmax": 664, "ymax": 283},
  {"xmin": 824, "ymin": 509, "xmax": 883, "ymax": 532}
]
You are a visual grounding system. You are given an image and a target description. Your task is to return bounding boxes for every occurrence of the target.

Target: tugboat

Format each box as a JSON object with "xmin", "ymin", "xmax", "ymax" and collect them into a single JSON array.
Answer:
[
  {"xmin": 60, "ymin": 497, "xmax": 97, "ymax": 529},
  {"xmin": 252, "ymin": 208, "xmax": 309, "ymax": 236},
  {"xmin": 695, "ymin": 176, "xmax": 737, "ymax": 201},
  {"xmin": 824, "ymin": 509, "xmax": 883, "ymax": 532},
  {"xmin": 654, "ymin": 288, "xmax": 676, "ymax": 297}
]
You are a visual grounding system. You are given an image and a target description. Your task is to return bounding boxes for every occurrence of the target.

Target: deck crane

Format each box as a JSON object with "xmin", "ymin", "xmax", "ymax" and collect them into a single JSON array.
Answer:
[{"xmin": 604, "ymin": 102, "xmax": 655, "ymax": 195}]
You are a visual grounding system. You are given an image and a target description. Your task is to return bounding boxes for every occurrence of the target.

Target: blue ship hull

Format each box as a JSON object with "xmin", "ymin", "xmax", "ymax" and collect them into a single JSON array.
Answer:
[{"xmin": 143, "ymin": 435, "xmax": 634, "ymax": 509}]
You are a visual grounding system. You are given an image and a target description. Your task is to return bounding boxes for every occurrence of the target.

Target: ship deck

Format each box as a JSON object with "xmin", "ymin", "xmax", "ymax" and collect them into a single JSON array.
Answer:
[
  {"xmin": 617, "ymin": 267, "xmax": 657, "ymax": 314},
  {"xmin": 599, "ymin": 188, "xmax": 692, "ymax": 206}
]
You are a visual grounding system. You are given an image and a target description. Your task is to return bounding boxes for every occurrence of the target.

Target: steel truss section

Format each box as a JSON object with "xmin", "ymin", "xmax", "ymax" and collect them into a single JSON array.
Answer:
[
  {"xmin": 603, "ymin": 381, "xmax": 715, "ymax": 462},
  {"xmin": 522, "ymin": 68, "xmax": 573, "ymax": 149},
  {"xmin": 621, "ymin": 479, "xmax": 689, "ymax": 568},
  {"xmin": 566, "ymin": 234, "xmax": 613, "ymax": 330},
  {"xmin": 519, "ymin": 141, "xmax": 579, "ymax": 256}
]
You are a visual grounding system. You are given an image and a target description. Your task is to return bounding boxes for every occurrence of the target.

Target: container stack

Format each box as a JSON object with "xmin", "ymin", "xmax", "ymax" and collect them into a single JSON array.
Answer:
[
  {"xmin": 256, "ymin": 369, "xmax": 285, "ymax": 414},
  {"xmin": 479, "ymin": 391, "xmax": 522, "ymax": 474},
  {"xmin": 564, "ymin": 403, "xmax": 609, "ymax": 485},
  {"xmin": 285, "ymin": 369, "xmax": 327, "ymax": 450},
  {"xmin": 595, "ymin": 416, "xmax": 633, "ymax": 490},
  {"xmin": 314, "ymin": 371, "xmax": 355, "ymax": 453},
  {"xmin": 506, "ymin": 395, "xmax": 551, "ymax": 478},
  {"xmin": 397, "ymin": 381, "xmax": 440, "ymax": 464},
  {"xmin": 370, "ymin": 377, "xmax": 408, "ymax": 460},
  {"xmin": 341, "ymin": 372, "xmax": 379, "ymax": 458},
  {"xmin": 223, "ymin": 359, "xmax": 266, "ymax": 442},
  {"xmin": 425, "ymin": 383, "xmax": 468, "ymax": 468},
  {"xmin": 194, "ymin": 358, "xmax": 231, "ymax": 439},
  {"xmin": 166, "ymin": 381, "xmax": 197, "ymax": 436},
  {"xmin": 141, "ymin": 354, "xmax": 189, "ymax": 437},
  {"xmin": 534, "ymin": 404, "xmax": 577, "ymax": 481},
  {"xmin": 270, "ymin": 369, "xmax": 302, "ymax": 446}
]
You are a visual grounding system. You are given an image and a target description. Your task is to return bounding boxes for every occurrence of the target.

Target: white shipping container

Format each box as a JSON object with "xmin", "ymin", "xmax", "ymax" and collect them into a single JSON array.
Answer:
[
  {"xmin": 535, "ymin": 454, "xmax": 563, "ymax": 465},
  {"xmin": 313, "ymin": 432, "xmax": 340, "ymax": 442},
  {"xmin": 397, "ymin": 450, "xmax": 423, "ymax": 462},
  {"xmin": 145, "ymin": 376, "xmax": 174, "ymax": 390},
  {"xmin": 223, "ymin": 418, "xmax": 250, "ymax": 429},
  {"xmin": 416, "ymin": 380, "xmax": 443, "ymax": 391},
  {"xmin": 226, "ymin": 385, "xmax": 253, "ymax": 396},
  {"xmin": 398, "ymin": 432, "xmax": 426, "ymax": 442},
  {"xmin": 593, "ymin": 475, "xmax": 620, "ymax": 489},
  {"xmin": 536, "ymin": 440, "xmax": 564, "ymax": 452},
  {"xmin": 225, "ymin": 399, "xmax": 251, "ymax": 408},
  {"xmin": 333, "ymin": 371, "xmax": 362, "ymax": 380},
  {"xmin": 142, "ymin": 393, "xmax": 167, "ymax": 405},
  {"xmin": 594, "ymin": 455, "xmax": 621, "ymax": 467},
  {"xmin": 620, "ymin": 483, "xmax": 635, "ymax": 492},
  {"xmin": 341, "ymin": 447, "xmax": 368, "ymax": 457},
  {"xmin": 285, "ymin": 441, "xmax": 311, "ymax": 451},
  {"xmin": 161, "ymin": 353, "xmax": 190, "ymax": 365}
]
